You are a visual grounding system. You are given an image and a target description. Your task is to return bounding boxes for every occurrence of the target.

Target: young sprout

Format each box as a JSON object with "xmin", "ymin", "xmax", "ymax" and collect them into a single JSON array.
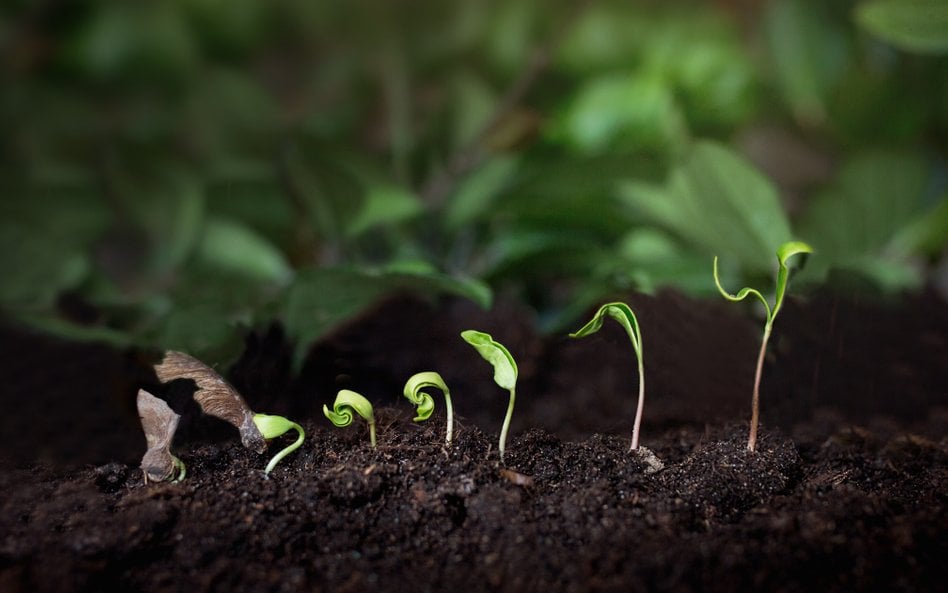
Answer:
[
  {"xmin": 154, "ymin": 351, "xmax": 305, "ymax": 473},
  {"xmin": 460, "ymin": 330, "xmax": 518, "ymax": 463},
  {"xmin": 714, "ymin": 241, "xmax": 813, "ymax": 452},
  {"xmin": 137, "ymin": 389, "xmax": 186, "ymax": 484},
  {"xmin": 252, "ymin": 414, "xmax": 305, "ymax": 476},
  {"xmin": 324, "ymin": 389, "xmax": 376, "ymax": 448},
  {"xmin": 570, "ymin": 302, "xmax": 646, "ymax": 452},
  {"xmin": 403, "ymin": 371, "xmax": 454, "ymax": 444}
]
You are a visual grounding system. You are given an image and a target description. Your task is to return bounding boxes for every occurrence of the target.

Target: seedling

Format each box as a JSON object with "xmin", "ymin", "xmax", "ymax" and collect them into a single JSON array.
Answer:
[
  {"xmin": 460, "ymin": 329, "xmax": 518, "ymax": 463},
  {"xmin": 137, "ymin": 388, "xmax": 186, "ymax": 483},
  {"xmin": 154, "ymin": 351, "xmax": 305, "ymax": 474},
  {"xmin": 403, "ymin": 371, "xmax": 454, "ymax": 444},
  {"xmin": 324, "ymin": 389, "xmax": 376, "ymax": 448},
  {"xmin": 713, "ymin": 241, "xmax": 813, "ymax": 452},
  {"xmin": 570, "ymin": 302, "xmax": 646, "ymax": 452},
  {"xmin": 252, "ymin": 414, "xmax": 305, "ymax": 476}
]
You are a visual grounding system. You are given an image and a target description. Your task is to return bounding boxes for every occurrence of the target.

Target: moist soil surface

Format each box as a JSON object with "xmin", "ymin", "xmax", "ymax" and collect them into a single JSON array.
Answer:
[{"xmin": 1, "ymin": 288, "xmax": 946, "ymax": 593}]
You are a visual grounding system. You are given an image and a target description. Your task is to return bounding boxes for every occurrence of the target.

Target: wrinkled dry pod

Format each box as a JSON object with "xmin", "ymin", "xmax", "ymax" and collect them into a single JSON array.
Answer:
[
  {"xmin": 154, "ymin": 351, "xmax": 267, "ymax": 454},
  {"xmin": 137, "ymin": 389, "xmax": 186, "ymax": 483}
]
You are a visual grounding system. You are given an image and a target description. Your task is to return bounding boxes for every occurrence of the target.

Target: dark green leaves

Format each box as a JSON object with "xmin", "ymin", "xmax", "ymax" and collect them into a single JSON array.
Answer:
[
  {"xmin": 856, "ymin": 0, "xmax": 948, "ymax": 54},
  {"xmin": 620, "ymin": 141, "xmax": 793, "ymax": 273}
]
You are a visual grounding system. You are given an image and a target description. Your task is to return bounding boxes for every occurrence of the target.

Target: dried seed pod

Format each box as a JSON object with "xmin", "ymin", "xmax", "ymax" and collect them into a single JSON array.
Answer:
[
  {"xmin": 137, "ymin": 389, "xmax": 186, "ymax": 483},
  {"xmin": 154, "ymin": 351, "xmax": 266, "ymax": 453}
]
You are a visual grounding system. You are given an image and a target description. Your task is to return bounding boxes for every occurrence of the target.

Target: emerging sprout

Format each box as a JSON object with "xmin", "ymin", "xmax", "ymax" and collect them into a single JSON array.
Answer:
[
  {"xmin": 252, "ymin": 414, "xmax": 305, "ymax": 476},
  {"xmin": 714, "ymin": 241, "xmax": 813, "ymax": 452},
  {"xmin": 324, "ymin": 389, "xmax": 377, "ymax": 448},
  {"xmin": 137, "ymin": 389, "xmax": 186, "ymax": 483},
  {"xmin": 403, "ymin": 371, "xmax": 454, "ymax": 444},
  {"xmin": 460, "ymin": 329, "xmax": 518, "ymax": 463},
  {"xmin": 154, "ymin": 351, "xmax": 305, "ymax": 473},
  {"xmin": 570, "ymin": 302, "xmax": 646, "ymax": 452}
]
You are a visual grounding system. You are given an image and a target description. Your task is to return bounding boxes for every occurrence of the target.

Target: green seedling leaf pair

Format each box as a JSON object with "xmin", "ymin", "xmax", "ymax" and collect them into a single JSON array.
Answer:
[
  {"xmin": 714, "ymin": 241, "xmax": 813, "ymax": 452},
  {"xmin": 252, "ymin": 414, "xmax": 305, "ymax": 476},
  {"xmin": 570, "ymin": 302, "xmax": 646, "ymax": 451},
  {"xmin": 324, "ymin": 390, "xmax": 377, "ymax": 448}
]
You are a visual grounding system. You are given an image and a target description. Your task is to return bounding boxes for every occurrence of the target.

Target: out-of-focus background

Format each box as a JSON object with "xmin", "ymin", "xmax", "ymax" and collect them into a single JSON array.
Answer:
[{"xmin": 1, "ymin": 0, "xmax": 946, "ymax": 366}]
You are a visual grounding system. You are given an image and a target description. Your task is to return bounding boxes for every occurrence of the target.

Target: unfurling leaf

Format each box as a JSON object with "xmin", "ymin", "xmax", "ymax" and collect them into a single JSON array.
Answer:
[
  {"xmin": 403, "ymin": 371, "xmax": 454, "ymax": 444},
  {"xmin": 324, "ymin": 389, "xmax": 377, "ymax": 448}
]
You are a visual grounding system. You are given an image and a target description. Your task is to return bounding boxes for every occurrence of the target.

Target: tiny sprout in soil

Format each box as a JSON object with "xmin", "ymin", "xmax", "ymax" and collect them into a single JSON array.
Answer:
[
  {"xmin": 403, "ymin": 371, "xmax": 454, "ymax": 444},
  {"xmin": 461, "ymin": 329, "xmax": 519, "ymax": 463},
  {"xmin": 571, "ymin": 302, "xmax": 646, "ymax": 452},
  {"xmin": 713, "ymin": 240, "xmax": 813, "ymax": 452},
  {"xmin": 136, "ymin": 388, "xmax": 186, "ymax": 483},
  {"xmin": 324, "ymin": 389, "xmax": 377, "ymax": 448},
  {"xmin": 252, "ymin": 414, "xmax": 305, "ymax": 476}
]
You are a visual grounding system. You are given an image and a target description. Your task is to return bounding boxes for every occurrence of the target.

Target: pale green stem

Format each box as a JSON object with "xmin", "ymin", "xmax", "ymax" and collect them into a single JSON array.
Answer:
[
  {"xmin": 172, "ymin": 456, "xmax": 187, "ymax": 482},
  {"xmin": 368, "ymin": 419, "xmax": 377, "ymax": 449},
  {"xmin": 444, "ymin": 391, "xmax": 454, "ymax": 445},
  {"xmin": 630, "ymin": 355, "xmax": 645, "ymax": 452},
  {"xmin": 748, "ymin": 324, "xmax": 772, "ymax": 452},
  {"xmin": 499, "ymin": 388, "xmax": 516, "ymax": 463},
  {"xmin": 264, "ymin": 422, "xmax": 305, "ymax": 475}
]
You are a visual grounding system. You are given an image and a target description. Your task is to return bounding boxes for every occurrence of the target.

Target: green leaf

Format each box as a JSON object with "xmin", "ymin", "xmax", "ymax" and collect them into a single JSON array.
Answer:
[
  {"xmin": 403, "ymin": 371, "xmax": 449, "ymax": 422},
  {"xmin": 857, "ymin": 0, "xmax": 948, "ymax": 54},
  {"xmin": 773, "ymin": 241, "xmax": 814, "ymax": 319},
  {"xmin": 443, "ymin": 156, "xmax": 518, "ymax": 231},
  {"xmin": 323, "ymin": 389, "xmax": 375, "ymax": 427},
  {"xmin": 763, "ymin": 0, "xmax": 848, "ymax": 124},
  {"xmin": 345, "ymin": 185, "xmax": 423, "ymax": 237},
  {"xmin": 557, "ymin": 73, "xmax": 686, "ymax": 153},
  {"xmin": 796, "ymin": 150, "xmax": 933, "ymax": 289},
  {"xmin": 194, "ymin": 216, "xmax": 293, "ymax": 284},
  {"xmin": 569, "ymin": 302, "xmax": 642, "ymax": 355},
  {"xmin": 713, "ymin": 240, "xmax": 813, "ymax": 326},
  {"xmin": 460, "ymin": 329, "xmax": 517, "ymax": 391},
  {"xmin": 619, "ymin": 141, "xmax": 792, "ymax": 273}
]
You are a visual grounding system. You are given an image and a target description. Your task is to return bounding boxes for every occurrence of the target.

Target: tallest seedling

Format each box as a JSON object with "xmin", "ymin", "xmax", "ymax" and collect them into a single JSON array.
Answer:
[{"xmin": 714, "ymin": 241, "xmax": 813, "ymax": 452}]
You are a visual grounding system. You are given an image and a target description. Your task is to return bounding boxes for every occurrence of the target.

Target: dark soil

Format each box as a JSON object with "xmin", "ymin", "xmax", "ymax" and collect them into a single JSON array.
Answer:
[{"xmin": 1, "ymin": 287, "xmax": 946, "ymax": 592}]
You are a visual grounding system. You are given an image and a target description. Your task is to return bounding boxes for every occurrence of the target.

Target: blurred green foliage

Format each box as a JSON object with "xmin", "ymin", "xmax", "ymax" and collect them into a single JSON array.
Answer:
[{"xmin": 0, "ymin": 0, "xmax": 945, "ymax": 364}]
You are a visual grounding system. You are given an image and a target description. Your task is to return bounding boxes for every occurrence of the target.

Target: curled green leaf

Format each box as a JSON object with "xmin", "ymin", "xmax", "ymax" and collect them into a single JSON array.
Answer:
[
  {"xmin": 712, "ymin": 257, "xmax": 771, "ymax": 320},
  {"xmin": 403, "ymin": 371, "xmax": 454, "ymax": 444},
  {"xmin": 570, "ymin": 302, "xmax": 646, "ymax": 451},
  {"xmin": 461, "ymin": 330, "xmax": 518, "ymax": 462},
  {"xmin": 252, "ymin": 413, "xmax": 305, "ymax": 476},
  {"xmin": 324, "ymin": 389, "xmax": 376, "ymax": 448},
  {"xmin": 460, "ymin": 330, "xmax": 518, "ymax": 391}
]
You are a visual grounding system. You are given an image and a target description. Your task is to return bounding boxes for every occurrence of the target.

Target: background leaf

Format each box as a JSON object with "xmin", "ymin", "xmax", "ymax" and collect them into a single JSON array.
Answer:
[{"xmin": 856, "ymin": 0, "xmax": 948, "ymax": 54}]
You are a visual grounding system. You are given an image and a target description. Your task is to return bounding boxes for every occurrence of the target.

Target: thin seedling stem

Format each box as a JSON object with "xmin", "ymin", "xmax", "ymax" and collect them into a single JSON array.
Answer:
[
  {"xmin": 445, "ymin": 393, "xmax": 454, "ymax": 445},
  {"xmin": 369, "ymin": 420, "xmax": 377, "ymax": 448},
  {"xmin": 748, "ymin": 324, "xmax": 772, "ymax": 452},
  {"xmin": 630, "ymin": 356, "xmax": 646, "ymax": 452},
  {"xmin": 499, "ymin": 388, "xmax": 516, "ymax": 463}
]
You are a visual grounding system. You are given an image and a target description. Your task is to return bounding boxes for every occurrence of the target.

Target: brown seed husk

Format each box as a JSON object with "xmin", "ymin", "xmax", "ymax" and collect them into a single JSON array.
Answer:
[
  {"xmin": 137, "ymin": 389, "xmax": 181, "ymax": 483},
  {"xmin": 154, "ymin": 351, "xmax": 266, "ymax": 453}
]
